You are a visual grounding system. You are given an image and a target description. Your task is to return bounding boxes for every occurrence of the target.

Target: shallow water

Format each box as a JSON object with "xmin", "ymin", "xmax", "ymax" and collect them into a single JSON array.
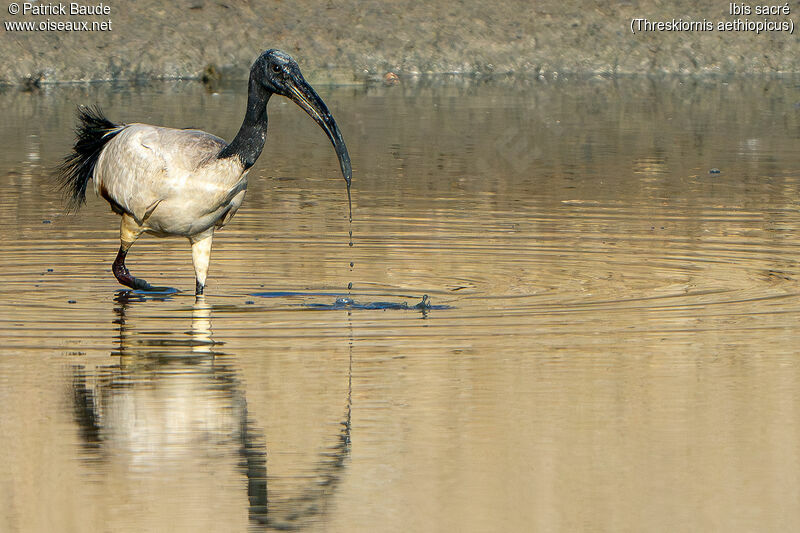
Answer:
[{"xmin": 1, "ymin": 76, "xmax": 800, "ymax": 532}]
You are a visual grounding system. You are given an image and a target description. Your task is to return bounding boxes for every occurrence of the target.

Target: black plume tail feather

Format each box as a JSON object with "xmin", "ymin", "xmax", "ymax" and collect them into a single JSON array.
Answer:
[{"xmin": 56, "ymin": 105, "xmax": 124, "ymax": 211}]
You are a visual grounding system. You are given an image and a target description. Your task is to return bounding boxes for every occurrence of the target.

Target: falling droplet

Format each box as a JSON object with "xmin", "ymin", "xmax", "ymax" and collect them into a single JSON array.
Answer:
[
  {"xmin": 346, "ymin": 182, "xmax": 352, "ymax": 224},
  {"xmin": 345, "ymin": 177, "xmax": 354, "ymax": 294}
]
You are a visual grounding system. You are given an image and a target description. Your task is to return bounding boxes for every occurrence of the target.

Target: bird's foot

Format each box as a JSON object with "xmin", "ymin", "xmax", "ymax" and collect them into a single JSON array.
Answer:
[
  {"xmin": 112, "ymin": 247, "xmax": 176, "ymax": 294},
  {"xmin": 132, "ymin": 277, "xmax": 153, "ymax": 291},
  {"xmin": 129, "ymin": 278, "xmax": 177, "ymax": 293}
]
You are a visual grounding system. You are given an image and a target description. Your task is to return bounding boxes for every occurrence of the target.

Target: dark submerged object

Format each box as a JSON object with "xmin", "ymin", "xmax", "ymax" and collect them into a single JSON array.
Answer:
[
  {"xmin": 250, "ymin": 292, "xmax": 449, "ymax": 314},
  {"xmin": 56, "ymin": 49, "xmax": 352, "ymax": 295}
]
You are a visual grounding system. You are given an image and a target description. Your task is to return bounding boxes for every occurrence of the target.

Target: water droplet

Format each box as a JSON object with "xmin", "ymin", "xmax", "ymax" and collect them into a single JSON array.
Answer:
[
  {"xmin": 347, "ymin": 282, "xmax": 353, "ymax": 290},
  {"xmin": 350, "ymin": 262, "xmax": 354, "ymax": 267}
]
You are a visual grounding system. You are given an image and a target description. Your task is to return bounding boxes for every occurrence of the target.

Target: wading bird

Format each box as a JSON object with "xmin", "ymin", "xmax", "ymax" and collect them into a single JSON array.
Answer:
[{"xmin": 57, "ymin": 49, "xmax": 351, "ymax": 295}]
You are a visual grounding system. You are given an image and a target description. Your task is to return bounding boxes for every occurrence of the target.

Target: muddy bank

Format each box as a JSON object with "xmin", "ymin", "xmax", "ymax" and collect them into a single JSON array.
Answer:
[{"xmin": 1, "ymin": 0, "xmax": 799, "ymax": 85}]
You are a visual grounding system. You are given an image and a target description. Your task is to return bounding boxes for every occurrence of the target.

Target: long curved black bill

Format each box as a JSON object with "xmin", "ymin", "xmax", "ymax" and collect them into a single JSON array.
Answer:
[{"xmin": 286, "ymin": 77, "xmax": 352, "ymax": 187}]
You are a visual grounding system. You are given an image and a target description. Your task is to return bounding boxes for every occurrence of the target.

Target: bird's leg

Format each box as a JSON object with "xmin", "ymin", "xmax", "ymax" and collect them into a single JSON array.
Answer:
[
  {"xmin": 190, "ymin": 229, "xmax": 214, "ymax": 295},
  {"xmin": 112, "ymin": 214, "xmax": 154, "ymax": 291}
]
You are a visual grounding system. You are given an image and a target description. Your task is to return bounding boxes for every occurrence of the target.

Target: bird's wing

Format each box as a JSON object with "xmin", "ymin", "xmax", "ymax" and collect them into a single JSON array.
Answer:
[
  {"xmin": 152, "ymin": 128, "xmax": 229, "ymax": 173},
  {"xmin": 94, "ymin": 125, "xmax": 228, "ymax": 224}
]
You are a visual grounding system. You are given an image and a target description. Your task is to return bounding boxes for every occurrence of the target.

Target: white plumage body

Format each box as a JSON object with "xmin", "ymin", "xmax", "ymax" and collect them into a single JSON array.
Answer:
[{"xmin": 94, "ymin": 125, "xmax": 249, "ymax": 237}]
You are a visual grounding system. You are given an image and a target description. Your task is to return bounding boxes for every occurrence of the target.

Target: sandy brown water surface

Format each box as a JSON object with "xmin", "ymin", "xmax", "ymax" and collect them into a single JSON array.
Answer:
[{"xmin": 1, "ymin": 77, "xmax": 800, "ymax": 532}]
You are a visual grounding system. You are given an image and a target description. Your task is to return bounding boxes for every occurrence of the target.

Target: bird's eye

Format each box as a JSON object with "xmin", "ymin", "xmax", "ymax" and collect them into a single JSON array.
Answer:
[{"xmin": 271, "ymin": 64, "xmax": 281, "ymax": 74}]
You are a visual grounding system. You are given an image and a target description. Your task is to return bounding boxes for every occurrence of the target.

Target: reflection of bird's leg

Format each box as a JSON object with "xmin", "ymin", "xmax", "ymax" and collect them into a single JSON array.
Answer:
[
  {"xmin": 192, "ymin": 296, "xmax": 214, "ymax": 355},
  {"xmin": 114, "ymin": 293, "xmax": 130, "ymax": 358},
  {"xmin": 112, "ymin": 214, "xmax": 154, "ymax": 290},
  {"xmin": 190, "ymin": 229, "xmax": 214, "ymax": 295}
]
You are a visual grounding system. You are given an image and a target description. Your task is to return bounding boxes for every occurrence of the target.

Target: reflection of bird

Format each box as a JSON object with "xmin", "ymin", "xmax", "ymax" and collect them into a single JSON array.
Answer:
[
  {"xmin": 57, "ymin": 50, "xmax": 352, "ymax": 295},
  {"xmin": 70, "ymin": 295, "xmax": 352, "ymax": 530}
]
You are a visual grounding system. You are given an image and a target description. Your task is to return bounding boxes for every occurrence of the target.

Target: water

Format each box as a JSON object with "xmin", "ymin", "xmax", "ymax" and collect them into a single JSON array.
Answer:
[{"xmin": 1, "ymin": 76, "xmax": 800, "ymax": 532}]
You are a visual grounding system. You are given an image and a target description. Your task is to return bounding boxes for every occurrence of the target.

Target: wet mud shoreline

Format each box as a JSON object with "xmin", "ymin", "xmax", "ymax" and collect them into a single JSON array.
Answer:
[{"xmin": 2, "ymin": 0, "xmax": 798, "ymax": 86}]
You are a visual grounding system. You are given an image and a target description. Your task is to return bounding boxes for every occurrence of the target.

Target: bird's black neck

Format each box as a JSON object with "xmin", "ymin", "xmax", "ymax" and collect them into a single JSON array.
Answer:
[{"xmin": 218, "ymin": 77, "xmax": 271, "ymax": 170}]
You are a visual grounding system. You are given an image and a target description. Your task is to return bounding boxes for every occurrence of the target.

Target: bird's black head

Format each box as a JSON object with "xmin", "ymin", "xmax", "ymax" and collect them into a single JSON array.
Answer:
[
  {"xmin": 254, "ymin": 49, "xmax": 300, "ymax": 96},
  {"xmin": 253, "ymin": 50, "xmax": 351, "ymax": 186}
]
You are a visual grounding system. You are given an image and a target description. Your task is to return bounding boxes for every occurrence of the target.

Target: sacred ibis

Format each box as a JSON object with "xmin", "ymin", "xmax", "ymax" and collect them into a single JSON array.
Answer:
[{"xmin": 57, "ymin": 49, "xmax": 351, "ymax": 295}]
